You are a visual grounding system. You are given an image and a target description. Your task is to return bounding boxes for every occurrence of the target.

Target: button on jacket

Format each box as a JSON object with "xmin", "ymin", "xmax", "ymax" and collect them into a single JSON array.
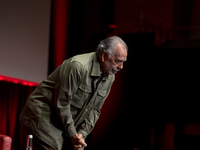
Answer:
[{"xmin": 19, "ymin": 52, "xmax": 115, "ymax": 150}]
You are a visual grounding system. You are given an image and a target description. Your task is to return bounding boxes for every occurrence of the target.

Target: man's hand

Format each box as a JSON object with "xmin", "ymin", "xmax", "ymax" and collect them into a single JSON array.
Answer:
[{"xmin": 71, "ymin": 134, "xmax": 87, "ymax": 150}]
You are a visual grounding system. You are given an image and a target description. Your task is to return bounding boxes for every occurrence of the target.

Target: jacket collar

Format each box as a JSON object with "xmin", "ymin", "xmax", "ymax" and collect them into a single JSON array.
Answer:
[{"xmin": 91, "ymin": 53, "xmax": 107, "ymax": 81}]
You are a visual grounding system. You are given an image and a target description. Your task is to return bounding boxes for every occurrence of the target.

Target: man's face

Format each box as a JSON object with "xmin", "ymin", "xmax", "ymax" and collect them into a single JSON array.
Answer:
[{"xmin": 101, "ymin": 44, "xmax": 127, "ymax": 75}]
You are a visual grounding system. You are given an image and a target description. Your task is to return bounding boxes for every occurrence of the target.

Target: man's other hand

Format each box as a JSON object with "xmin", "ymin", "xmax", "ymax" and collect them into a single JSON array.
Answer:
[{"xmin": 71, "ymin": 134, "xmax": 87, "ymax": 150}]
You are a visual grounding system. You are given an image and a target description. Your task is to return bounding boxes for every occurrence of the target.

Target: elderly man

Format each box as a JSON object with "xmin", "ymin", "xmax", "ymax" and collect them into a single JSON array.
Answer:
[{"xmin": 19, "ymin": 36, "xmax": 128, "ymax": 150}]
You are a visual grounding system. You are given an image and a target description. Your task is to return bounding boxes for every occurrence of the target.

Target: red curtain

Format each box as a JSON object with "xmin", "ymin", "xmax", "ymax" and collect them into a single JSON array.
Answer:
[
  {"xmin": 0, "ymin": 81, "xmax": 36, "ymax": 150},
  {"xmin": 49, "ymin": 0, "xmax": 70, "ymax": 73},
  {"xmin": 0, "ymin": 1, "xmax": 70, "ymax": 150}
]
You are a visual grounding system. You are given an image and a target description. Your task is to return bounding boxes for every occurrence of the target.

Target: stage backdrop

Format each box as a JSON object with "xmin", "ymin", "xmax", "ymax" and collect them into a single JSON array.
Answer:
[{"xmin": 0, "ymin": 0, "xmax": 51, "ymax": 83}]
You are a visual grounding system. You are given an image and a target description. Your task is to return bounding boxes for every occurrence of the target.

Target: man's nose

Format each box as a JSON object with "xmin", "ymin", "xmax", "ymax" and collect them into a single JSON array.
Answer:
[{"xmin": 118, "ymin": 63, "xmax": 123, "ymax": 70}]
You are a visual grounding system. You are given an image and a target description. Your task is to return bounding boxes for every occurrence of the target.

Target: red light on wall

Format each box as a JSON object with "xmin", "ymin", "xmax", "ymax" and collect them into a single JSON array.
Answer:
[
  {"xmin": 108, "ymin": 24, "xmax": 117, "ymax": 29},
  {"xmin": 0, "ymin": 75, "xmax": 39, "ymax": 86}
]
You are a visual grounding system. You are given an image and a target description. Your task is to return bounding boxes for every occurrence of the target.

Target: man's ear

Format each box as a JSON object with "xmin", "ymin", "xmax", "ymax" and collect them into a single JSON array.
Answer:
[{"xmin": 101, "ymin": 51, "xmax": 108, "ymax": 62}]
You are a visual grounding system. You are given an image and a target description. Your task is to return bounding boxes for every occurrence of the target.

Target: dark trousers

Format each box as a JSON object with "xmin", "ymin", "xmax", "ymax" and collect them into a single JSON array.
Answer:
[
  {"xmin": 31, "ymin": 135, "xmax": 75, "ymax": 150},
  {"xmin": 32, "ymin": 135, "xmax": 56, "ymax": 150}
]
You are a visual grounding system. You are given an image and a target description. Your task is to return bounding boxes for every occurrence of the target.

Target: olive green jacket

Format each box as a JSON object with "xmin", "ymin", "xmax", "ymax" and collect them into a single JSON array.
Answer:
[{"xmin": 19, "ymin": 52, "xmax": 115, "ymax": 150}]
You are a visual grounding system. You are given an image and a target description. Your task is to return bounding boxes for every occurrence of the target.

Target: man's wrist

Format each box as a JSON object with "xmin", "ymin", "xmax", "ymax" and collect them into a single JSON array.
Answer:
[
  {"xmin": 71, "ymin": 134, "xmax": 80, "ymax": 139},
  {"xmin": 78, "ymin": 130, "xmax": 87, "ymax": 140},
  {"xmin": 68, "ymin": 126, "xmax": 77, "ymax": 137}
]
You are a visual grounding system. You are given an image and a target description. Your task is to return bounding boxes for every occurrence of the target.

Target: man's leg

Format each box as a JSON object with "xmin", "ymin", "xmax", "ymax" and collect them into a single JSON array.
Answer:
[{"xmin": 32, "ymin": 135, "xmax": 56, "ymax": 150}]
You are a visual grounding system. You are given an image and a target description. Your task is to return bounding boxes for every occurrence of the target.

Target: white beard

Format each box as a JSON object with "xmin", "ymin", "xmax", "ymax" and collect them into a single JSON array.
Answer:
[{"xmin": 104, "ymin": 61, "xmax": 119, "ymax": 75}]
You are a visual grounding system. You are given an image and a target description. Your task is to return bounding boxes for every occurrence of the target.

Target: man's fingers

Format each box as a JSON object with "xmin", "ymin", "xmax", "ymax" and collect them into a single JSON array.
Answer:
[
  {"xmin": 74, "ymin": 144, "xmax": 82, "ymax": 148},
  {"xmin": 77, "ymin": 135, "xmax": 87, "ymax": 147},
  {"xmin": 78, "ymin": 139, "xmax": 87, "ymax": 147},
  {"xmin": 73, "ymin": 144, "xmax": 84, "ymax": 150},
  {"xmin": 71, "ymin": 134, "xmax": 87, "ymax": 148}
]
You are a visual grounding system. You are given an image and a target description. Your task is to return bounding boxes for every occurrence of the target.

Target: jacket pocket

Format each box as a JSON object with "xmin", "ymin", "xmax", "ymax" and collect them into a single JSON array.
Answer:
[
  {"xmin": 97, "ymin": 90, "xmax": 106, "ymax": 97},
  {"xmin": 37, "ymin": 119, "xmax": 53, "ymax": 140},
  {"xmin": 71, "ymin": 84, "xmax": 92, "ymax": 108},
  {"xmin": 94, "ymin": 90, "xmax": 106, "ymax": 111}
]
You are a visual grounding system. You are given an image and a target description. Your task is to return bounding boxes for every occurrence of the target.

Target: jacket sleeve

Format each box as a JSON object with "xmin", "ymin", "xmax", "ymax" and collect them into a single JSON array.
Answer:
[
  {"xmin": 77, "ymin": 104, "xmax": 103, "ymax": 139},
  {"xmin": 52, "ymin": 60, "xmax": 83, "ymax": 137},
  {"xmin": 77, "ymin": 81, "xmax": 114, "ymax": 139}
]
